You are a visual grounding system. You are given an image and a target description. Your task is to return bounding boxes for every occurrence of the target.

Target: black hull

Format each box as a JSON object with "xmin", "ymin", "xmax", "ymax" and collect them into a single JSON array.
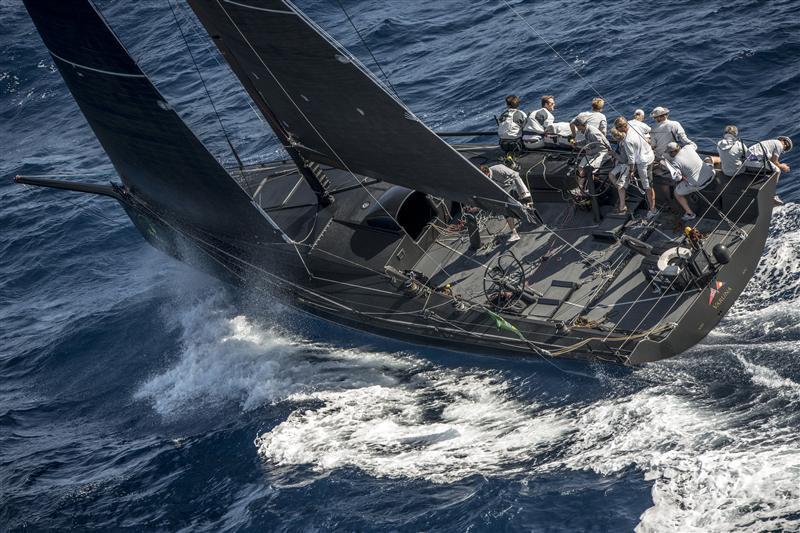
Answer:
[{"xmin": 113, "ymin": 158, "xmax": 776, "ymax": 365}]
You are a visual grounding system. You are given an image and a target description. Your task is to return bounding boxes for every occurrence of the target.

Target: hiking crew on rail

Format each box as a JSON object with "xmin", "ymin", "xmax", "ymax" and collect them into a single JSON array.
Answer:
[{"xmin": 495, "ymin": 95, "xmax": 794, "ymax": 215}]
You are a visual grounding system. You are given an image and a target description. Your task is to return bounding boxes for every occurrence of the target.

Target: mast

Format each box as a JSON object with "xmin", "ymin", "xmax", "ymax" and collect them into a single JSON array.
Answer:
[{"xmin": 217, "ymin": 40, "xmax": 334, "ymax": 206}]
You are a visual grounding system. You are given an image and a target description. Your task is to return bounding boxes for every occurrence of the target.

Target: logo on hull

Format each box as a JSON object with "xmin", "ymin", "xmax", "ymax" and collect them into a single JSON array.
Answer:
[
  {"xmin": 709, "ymin": 279, "xmax": 732, "ymax": 309},
  {"xmin": 709, "ymin": 280, "xmax": 725, "ymax": 305}
]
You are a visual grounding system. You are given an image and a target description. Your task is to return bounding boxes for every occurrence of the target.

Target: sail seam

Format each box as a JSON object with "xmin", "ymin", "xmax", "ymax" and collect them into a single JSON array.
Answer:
[
  {"xmin": 222, "ymin": 0, "xmax": 295, "ymax": 15},
  {"xmin": 47, "ymin": 49, "xmax": 146, "ymax": 78}
]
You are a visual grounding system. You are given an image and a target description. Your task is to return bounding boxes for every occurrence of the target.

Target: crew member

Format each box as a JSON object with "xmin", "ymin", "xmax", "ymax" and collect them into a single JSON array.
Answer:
[
  {"xmin": 481, "ymin": 164, "xmax": 532, "ymax": 243},
  {"xmin": 609, "ymin": 127, "xmax": 631, "ymax": 214},
  {"xmin": 522, "ymin": 95, "xmax": 555, "ymax": 149},
  {"xmin": 615, "ymin": 116, "xmax": 658, "ymax": 219},
  {"xmin": 570, "ymin": 97, "xmax": 608, "ymax": 140},
  {"xmin": 573, "ymin": 113, "xmax": 611, "ymax": 182},
  {"xmin": 649, "ymin": 106, "xmax": 696, "ymax": 161},
  {"xmin": 629, "ymin": 108, "xmax": 651, "ymax": 143},
  {"xmin": 714, "ymin": 125, "xmax": 746, "ymax": 177},
  {"xmin": 664, "ymin": 142, "xmax": 715, "ymax": 222},
  {"xmin": 744, "ymin": 136, "xmax": 792, "ymax": 173},
  {"xmin": 497, "ymin": 95, "xmax": 527, "ymax": 152}
]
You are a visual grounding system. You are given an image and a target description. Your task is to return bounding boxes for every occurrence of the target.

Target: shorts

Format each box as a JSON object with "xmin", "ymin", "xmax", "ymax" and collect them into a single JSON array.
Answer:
[
  {"xmin": 522, "ymin": 134, "xmax": 545, "ymax": 150},
  {"xmin": 504, "ymin": 176, "xmax": 531, "ymax": 201},
  {"xmin": 675, "ymin": 181, "xmax": 702, "ymax": 196},
  {"xmin": 609, "ymin": 163, "xmax": 630, "ymax": 189},
  {"xmin": 634, "ymin": 161, "xmax": 653, "ymax": 190},
  {"xmin": 675, "ymin": 166, "xmax": 714, "ymax": 196},
  {"xmin": 744, "ymin": 159, "xmax": 777, "ymax": 172}
]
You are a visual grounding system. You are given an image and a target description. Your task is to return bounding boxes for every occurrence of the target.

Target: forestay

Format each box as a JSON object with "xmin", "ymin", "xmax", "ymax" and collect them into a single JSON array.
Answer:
[{"xmin": 188, "ymin": 0, "xmax": 520, "ymax": 211}]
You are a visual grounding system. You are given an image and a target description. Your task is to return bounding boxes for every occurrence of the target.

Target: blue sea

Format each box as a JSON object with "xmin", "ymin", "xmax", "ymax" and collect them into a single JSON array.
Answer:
[{"xmin": 2, "ymin": 0, "xmax": 800, "ymax": 531}]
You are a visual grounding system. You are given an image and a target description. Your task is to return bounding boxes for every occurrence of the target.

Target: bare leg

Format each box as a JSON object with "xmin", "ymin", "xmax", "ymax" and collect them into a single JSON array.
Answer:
[
  {"xmin": 675, "ymin": 193, "xmax": 693, "ymax": 215},
  {"xmin": 505, "ymin": 217, "xmax": 520, "ymax": 242},
  {"xmin": 616, "ymin": 186, "xmax": 626, "ymax": 211},
  {"xmin": 647, "ymin": 187, "xmax": 656, "ymax": 211}
]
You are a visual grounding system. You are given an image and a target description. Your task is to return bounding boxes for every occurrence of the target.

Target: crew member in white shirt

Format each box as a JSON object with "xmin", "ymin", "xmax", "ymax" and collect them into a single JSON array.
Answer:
[
  {"xmin": 664, "ymin": 142, "xmax": 715, "ymax": 221},
  {"xmin": 573, "ymin": 113, "xmax": 611, "ymax": 180},
  {"xmin": 480, "ymin": 164, "xmax": 532, "ymax": 243},
  {"xmin": 609, "ymin": 127, "xmax": 631, "ymax": 214},
  {"xmin": 628, "ymin": 109, "xmax": 651, "ymax": 143},
  {"xmin": 615, "ymin": 116, "xmax": 658, "ymax": 219},
  {"xmin": 522, "ymin": 95, "xmax": 555, "ymax": 149},
  {"xmin": 744, "ymin": 136, "xmax": 792, "ymax": 173},
  {"xmin": 497, "ymin": 95, "xmax": 527, "ymax": 153},
  {"xmin": 712, "ymin": 125, "xmax": 746, "ymax": 177},
  {"xmin": 570, "ymin": 97, "xmax": 607, "ymax": 140},
  {"xmin": 649, "ymin": 106, "xmax": 696, "ymax": 161}
]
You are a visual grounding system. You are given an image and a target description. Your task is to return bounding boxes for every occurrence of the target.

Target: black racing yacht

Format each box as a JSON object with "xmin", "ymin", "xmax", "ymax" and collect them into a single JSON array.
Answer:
[{"xmin": 15, "ymin": 0, "xmax": 779, "ymax": 364}]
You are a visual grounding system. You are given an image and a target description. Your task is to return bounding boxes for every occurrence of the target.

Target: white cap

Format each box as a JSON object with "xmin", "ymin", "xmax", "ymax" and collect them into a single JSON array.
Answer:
[
  {"xmin": 634, "ymin": 108, "xmax": 645, "ymax": 118},
  {"xmin": 666, "ymin": 141, "xmax": 680, "ymax": 153},
  {"xmin": 779, "ymin": 136, "xmax": 793, "ymax": 152},
  {"xmin": 651, "ymin": 106, "xmax": 670, "ymax": 118}
]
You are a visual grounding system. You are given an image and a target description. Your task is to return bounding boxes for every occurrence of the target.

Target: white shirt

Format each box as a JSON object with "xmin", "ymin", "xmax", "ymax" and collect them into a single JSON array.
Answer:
[
  {"xmin": 629, "ymin": 119, "xmax": 651, "ymax": 142},
  {"xmin": 572, "ymin": 111, "xmax": 607, "ymax": 135},
  {"xmin": 651, "ymin": 119, "xmax": 696, "ymax": 158},
  {"xmin": 497, "ymin": 108, "xmax": 527, "ymax": 140},
  {"xmin": 667, "ymin": 145, "xmax": 714, "ymax": 186},
  {"xmin": 746, "ymin": 139, "xmax": 784, "ymax": 163},
  {"xmin": 622, "ymin": 129, "xmax": 655, "ymax": 165},
  {"xmin": 523, "ymin": 107, "xmax": 554, "ymax": 135},
  {"xmin": 716, "ymin": 134, "xmax": 746, "ymax": 176}
]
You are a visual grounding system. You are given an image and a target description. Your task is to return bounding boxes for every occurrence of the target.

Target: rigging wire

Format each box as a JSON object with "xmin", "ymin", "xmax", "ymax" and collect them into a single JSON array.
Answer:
[
  {"xmin": 167, "ymin": 0, "xmax": 245, "ymax": 173},
  {"xmin": 498, "ymin": 0, "xmax": 652, "ymax": 149},
  {"xmin": 176, "ymin": 1, "xmax": 266, "ymax": 128},
  {"xmin": 333, "ymin": 0, "xmax": 401, "ymax": 100}
]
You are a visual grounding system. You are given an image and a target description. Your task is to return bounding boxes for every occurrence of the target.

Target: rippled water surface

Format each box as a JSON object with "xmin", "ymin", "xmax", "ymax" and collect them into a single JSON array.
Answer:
[{"xmin": 2, "ymin": 0, "xmax": 800, "ymax": 531}]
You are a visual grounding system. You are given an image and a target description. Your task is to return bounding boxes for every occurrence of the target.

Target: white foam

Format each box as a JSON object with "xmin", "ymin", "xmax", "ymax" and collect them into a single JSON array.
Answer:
[
  {"xmin": 549, "ymin": 367, "xmax": 800, "ymax": 532},
  {"xmin": 135, "ymin": 291, "xmax": 413, "ymax": 416},
  {"xmin": 257, "ymin": 371, "xmax": 567, "ymax": 484},
  {"xmin": 737, "ymin": 353, "xmax": 800, "ymax": 396}
]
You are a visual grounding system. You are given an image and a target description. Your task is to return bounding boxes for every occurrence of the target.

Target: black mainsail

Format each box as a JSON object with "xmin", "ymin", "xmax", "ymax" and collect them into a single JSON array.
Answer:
[
  {"xmin": 22, "ymin": 0, "xmax": 287, "ymax": 243},
  {"xmin": 188, "ymin": 0, "xmax": 520, "ymax": 212}
]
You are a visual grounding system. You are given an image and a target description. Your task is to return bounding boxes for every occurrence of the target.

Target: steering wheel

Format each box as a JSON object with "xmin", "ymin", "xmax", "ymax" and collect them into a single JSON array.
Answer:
[{"xmin": 483, "ymin": 252, "xmax": 527, "ymax": 311}]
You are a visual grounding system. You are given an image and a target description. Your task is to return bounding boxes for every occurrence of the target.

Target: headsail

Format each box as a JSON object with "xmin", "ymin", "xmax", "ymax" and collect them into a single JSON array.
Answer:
[
  {"xmin": 188, "ymin": 0, "xmax": 519, "ymax": 211},
  {"xmin": 22, "ymin": 0, "xmax": 286, "ymax": 243}
]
